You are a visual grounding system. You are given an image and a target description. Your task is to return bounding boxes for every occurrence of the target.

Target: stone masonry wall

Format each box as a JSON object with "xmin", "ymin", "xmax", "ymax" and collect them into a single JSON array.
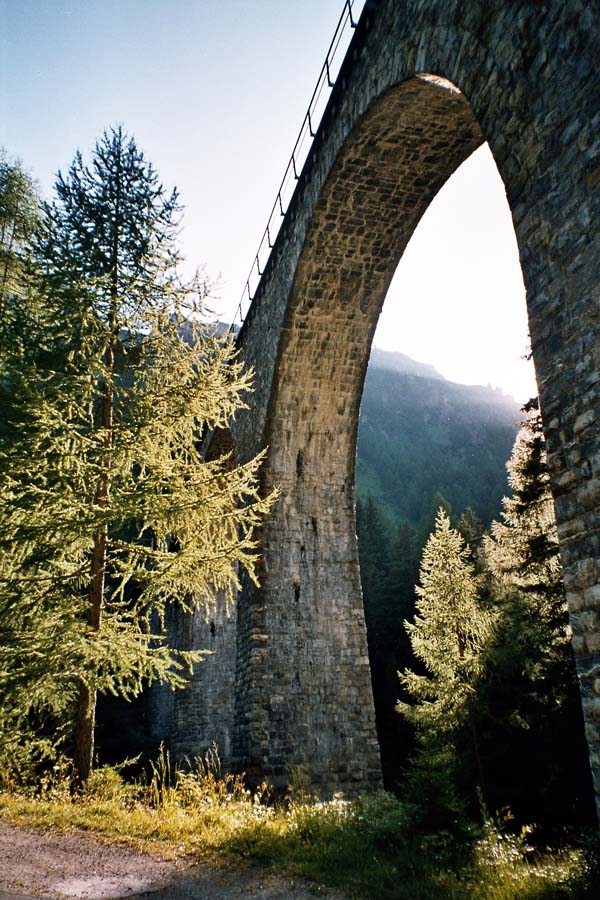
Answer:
[{"xmin": 173, "ymin": 0, "xmax": 600, "ymax": 810}]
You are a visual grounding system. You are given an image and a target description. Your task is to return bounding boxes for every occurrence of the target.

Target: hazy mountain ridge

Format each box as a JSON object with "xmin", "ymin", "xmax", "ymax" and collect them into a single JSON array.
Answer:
[
  {"xmin": 357, "ymin": 347, "xmax": 522, "ymax": 527},
  {"xmin": 368, "ymin": 346, "xmax": 444, "ymax": 381}
]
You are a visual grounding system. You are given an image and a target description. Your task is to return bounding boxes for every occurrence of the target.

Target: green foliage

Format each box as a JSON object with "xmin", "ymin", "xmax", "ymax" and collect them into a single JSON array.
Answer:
[
  {"xmin": 0, "ymin": 128, "xmax": 274, "ymax": 784},
  {"xmin": 145, "ymin": 741, "xmax": 250, "ymax": 810},
  {"xmin": 485, "ymin": 413, "xmax": 564, "ymax": 599},
  {"xmin": 356, "ymin": 363, "xmax": 519, "ymax": 528},
  {"xmin": 0, "ymin": 148, "xmax": 40, "ymax": 312},
  {"xmin": 355, "ymin": 357, "xmax": 518, "ymax": 794},
  {"xmin": 357, "ymin": 496, "xmax": 392, "ymax": 602},
  {"xmin": 416, "ymin": 489, "xmax": 452, "ymax": 549},
  {"xmin": 358, "ymin": 501, "xmax": 419, "ymax": 785},
  {"xmin": 387, "ymin": 412, "xmax": 594, "ymax": 827},
  {"xmin": 478, "ymin": 413, "xmax": 594, "ymax": 824},
  {"xmin": 456, "ymin": 506, "xmax": 486, "ymax": 566},
  {"xmin": 397, "ymin": 510, "xmax": 496, "ymax": 826},
  {"xmin": 398, "ymin": 510, "xmax": 494, "ymax": 735},
  {"xmin": 1, "ymin": 786, "xmax": 597, "ymax": 900},
  {"xmin": 369, "ymin": 407, "xmax": 593, "ymax": 828}
]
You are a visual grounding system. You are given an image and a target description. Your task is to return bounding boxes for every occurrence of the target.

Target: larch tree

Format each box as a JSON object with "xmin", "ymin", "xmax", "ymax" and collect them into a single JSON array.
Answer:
[
  {"xmin": 0, "ymin": 149, "xmax": 40, "ymax": 312},
  {"xmin": 0, "ymin": 127, "xmax": 274, "ymax": 787}
]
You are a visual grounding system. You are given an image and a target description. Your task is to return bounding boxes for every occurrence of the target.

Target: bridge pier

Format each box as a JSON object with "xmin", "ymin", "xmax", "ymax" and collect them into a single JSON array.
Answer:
[{"xmin": 169, "ymin": 0, "xmax": 600, "ymax": 810}]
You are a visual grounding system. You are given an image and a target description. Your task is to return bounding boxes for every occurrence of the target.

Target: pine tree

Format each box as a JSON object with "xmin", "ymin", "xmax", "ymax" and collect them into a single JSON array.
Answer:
[
  {"xmin": 397, "ymin": 509, "xmax": 495, "ymax": 824},
  {"xmin": 416, "ymin": 489, "xmax": 452, "ymax": 549},
  {"xmin": 456, "ymin": 506, "xmax": 485, "ymax": 567},
  {"xmin": 480, "ymin": 411, "xmax": 593, "ymax": 822},
  {"xmin": 0, "ymin": 128, "xmax": 274, "ymax": 786}
]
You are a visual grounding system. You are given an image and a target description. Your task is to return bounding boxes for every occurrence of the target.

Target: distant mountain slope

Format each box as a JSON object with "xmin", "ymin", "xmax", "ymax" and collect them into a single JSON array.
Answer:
[
  {"xmin": 368, "ymin": 347, "xmax": 444, "ymax": 381},
  {"xmin": 356, "ymin": 348, "xmax": 522, "ymax": 527}
]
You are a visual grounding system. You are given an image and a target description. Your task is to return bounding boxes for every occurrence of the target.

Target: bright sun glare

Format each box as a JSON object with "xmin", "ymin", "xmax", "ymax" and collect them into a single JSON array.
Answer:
[{"xmin": 373, "ymin": 143, "xmax": 538, "ymax": 405}]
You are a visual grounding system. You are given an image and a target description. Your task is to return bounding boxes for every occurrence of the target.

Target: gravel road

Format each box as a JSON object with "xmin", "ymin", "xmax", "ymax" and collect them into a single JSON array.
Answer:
[{"xmin": 0, "ymin": 821, "xmax": 348, "ymax": 900}]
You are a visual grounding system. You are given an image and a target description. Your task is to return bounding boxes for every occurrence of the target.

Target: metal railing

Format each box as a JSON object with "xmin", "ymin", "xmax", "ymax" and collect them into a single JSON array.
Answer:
[{"xmin": 232, "ymin": 0, "xmax": 361, "ymax": 330}]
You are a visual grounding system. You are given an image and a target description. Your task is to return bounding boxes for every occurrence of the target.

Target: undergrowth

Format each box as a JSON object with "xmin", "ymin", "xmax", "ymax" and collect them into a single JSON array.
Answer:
[{"xmin": 0, "ymin": 747, "xmax": 598, "ymax": 899}]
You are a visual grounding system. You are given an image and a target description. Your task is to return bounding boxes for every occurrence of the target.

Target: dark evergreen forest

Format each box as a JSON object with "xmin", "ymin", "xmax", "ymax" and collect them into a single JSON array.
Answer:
[
  {"xmin": 357, "ymin": 350, "xmax": 520, "ymax": 528},
  {"xmin": 356, "ymin": 355, "xmax": 595, "ymax": 828}
]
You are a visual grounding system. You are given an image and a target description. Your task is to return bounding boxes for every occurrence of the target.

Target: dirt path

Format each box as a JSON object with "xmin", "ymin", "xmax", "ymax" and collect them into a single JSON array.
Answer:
[{"xmin": 0, "ymin": 821, "xmax": 348, "ymax": 900}]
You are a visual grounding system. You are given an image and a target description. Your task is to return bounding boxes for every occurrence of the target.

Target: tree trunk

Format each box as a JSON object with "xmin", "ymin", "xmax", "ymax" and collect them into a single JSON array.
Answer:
[
  {"xmin": 72, "ymin": 152, "xmax": 121, "ymax": 789},
  {"xmin": 71, "ymin": 340, "xmax": 114, "ymax": 789},
  {"xmin": 72, "ymin": 681, "xmax": 96, "ymax": 789}
]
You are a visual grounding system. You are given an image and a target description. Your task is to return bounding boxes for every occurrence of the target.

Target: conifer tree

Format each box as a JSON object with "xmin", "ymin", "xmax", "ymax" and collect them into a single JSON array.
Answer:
[
  {"xmin": 398, "ymin": 509, "xmax": 492, "ymax": 733},
  {"xmin": 397, "ymin": 509, "xmax": 495, "ymax": 823},
  {"xmin": 456, "ymin": 506, "xmax": 485, "ymax": 567},
  {"xmin": 0, "ymin": 149, "xmax": 40, "ymax": 312},
  {"xmin": 480, "ymin": 411, "xmax": 593, "ymax": 821},
  {"xmin": 0, "ymin": 128, "xmax": 273, "ymax": 786},
  {"xmin": 357, "ymin": 495, "xmax": 391, "ymax": 610},
  {"xmin": 416, "ymin": 489, "xmax": 452, "ymax": 549}
]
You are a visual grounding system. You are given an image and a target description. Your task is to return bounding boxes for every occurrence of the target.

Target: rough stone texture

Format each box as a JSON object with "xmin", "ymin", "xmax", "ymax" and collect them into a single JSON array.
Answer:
[
  {"xmin": 147, "ymin": 430, "xmax": 239, "ymax": 771},
  {"xmin": 146, "ymin": 597, "xmax": 238, "ymax": 771},
  {"xmin": 170, "ymin": 595, "xmax": 238, "ymax": 767},
  {"xmin": 171, "ymin": 0, "xmax": 600, "ymax": 810}
]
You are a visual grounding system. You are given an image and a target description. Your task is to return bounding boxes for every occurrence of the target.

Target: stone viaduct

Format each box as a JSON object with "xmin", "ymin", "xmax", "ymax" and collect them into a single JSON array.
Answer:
[{"xmin": 155, "ymin": 0, "xmax": 600, "ymax": 814}]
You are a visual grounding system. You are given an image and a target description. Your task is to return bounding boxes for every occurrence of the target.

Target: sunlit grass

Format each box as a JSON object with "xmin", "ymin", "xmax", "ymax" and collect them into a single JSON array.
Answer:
[{"xmin": 0, "ymin": 756, "xmax": 597, "ymax": 899}]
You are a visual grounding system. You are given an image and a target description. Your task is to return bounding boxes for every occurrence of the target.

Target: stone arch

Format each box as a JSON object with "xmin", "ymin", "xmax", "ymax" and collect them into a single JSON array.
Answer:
[
  {"xmin": 233, "ymin": 75, "xmax": 488, "ymax": 793},
  {"xmin": 222, "ymin": 0, "xmax": 600, "ymax": 804}
]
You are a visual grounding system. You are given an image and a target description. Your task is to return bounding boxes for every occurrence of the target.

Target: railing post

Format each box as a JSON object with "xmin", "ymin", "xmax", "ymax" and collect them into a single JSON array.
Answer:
[
  {"xmin": 326, "ymin": 59, "xmax": 334, "ymax": 87},
  {"xmin": 348, "ymin": 0, "xmax": 357, "ymax": 27}
]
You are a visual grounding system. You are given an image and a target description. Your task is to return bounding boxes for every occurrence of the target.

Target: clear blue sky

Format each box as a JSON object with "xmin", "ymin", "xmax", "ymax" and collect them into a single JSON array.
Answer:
[{"xmin": 1, "ymin": 0, "xmax": 536, "ymax": 401}]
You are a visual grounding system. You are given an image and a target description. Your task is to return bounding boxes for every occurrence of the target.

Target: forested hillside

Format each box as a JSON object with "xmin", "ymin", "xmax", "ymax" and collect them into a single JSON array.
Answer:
[
  {"xmin": 355, "ymin": 360, "xmax": 594, "ymax": 827},
  {"xmin": 357, "ymin": 348, "xmax": 521, "ymax": 529}
]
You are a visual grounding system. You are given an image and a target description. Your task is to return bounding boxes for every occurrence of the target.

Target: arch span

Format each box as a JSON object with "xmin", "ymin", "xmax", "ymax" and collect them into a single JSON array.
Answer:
[
  {"xmin": 233, "ymin": 75, "xmax": 483, "ymax": 791},
  {"xmin": 180, "ymin": 0, "xmax": 600, "ymax": 805}
]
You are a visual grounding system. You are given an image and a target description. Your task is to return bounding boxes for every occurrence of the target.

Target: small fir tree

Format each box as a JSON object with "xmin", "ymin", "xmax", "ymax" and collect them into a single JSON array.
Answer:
[
  {"xmin": 416, "ymin": 489, "xmax": 452, "ymax": 549},
  {"xmin": 397, "ymin": 509, "xmax": 495, "ymax": 824},
  {"xmin": 0, "ymin": 128, "xmax": 274, "ymax": 786}
]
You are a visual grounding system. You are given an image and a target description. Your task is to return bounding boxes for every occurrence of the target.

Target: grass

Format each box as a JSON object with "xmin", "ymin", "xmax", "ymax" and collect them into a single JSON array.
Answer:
[{"xmin": 0, "ymin": 754, "xmax": 598, "ymax": 899}]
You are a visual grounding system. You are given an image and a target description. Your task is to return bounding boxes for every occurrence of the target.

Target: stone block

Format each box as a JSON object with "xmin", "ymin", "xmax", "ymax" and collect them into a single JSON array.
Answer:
[
  {"xmin": 574, "ymin": 410, "xmax": 596, "ymax": 434},
  {"xmin": 583, "ymin": 584, "xmax": 600, "ymax": 608},
  {"xmin": 578, "ymin": 479, "xmax": 600, "ymax": 511}
]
